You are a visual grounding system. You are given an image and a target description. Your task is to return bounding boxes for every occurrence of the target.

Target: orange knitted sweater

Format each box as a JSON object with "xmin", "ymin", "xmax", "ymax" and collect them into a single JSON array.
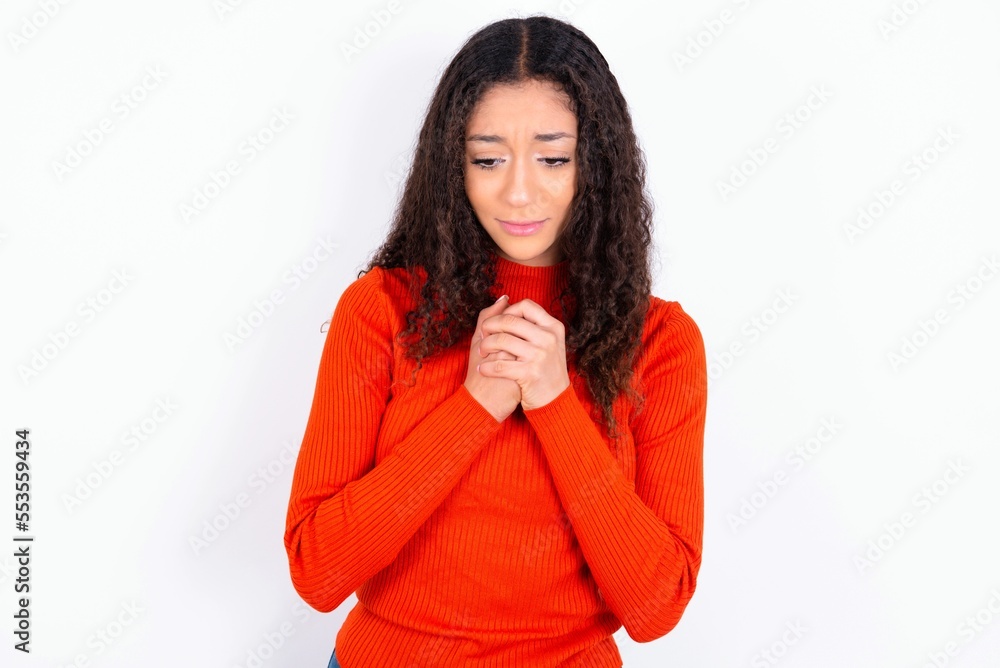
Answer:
[{"xmin": 283, "ymin": 255, "xmax": 707, "ymax": 667}]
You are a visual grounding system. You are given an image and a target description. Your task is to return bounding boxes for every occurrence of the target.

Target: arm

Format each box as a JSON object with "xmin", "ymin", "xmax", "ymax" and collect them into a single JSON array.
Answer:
[
  {"xmin": 522, "ymin": 300, "xmax": 707, "ymax": 642},
  {"xmin": 283, "ymin": 268, "xmax": 505, "ymax": 613}
]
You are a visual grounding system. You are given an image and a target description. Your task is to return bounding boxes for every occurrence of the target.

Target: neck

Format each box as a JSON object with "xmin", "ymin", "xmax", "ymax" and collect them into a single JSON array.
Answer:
[{"xmin": 494, "ymin": 254, "xmax": 573, "ymax": 321}]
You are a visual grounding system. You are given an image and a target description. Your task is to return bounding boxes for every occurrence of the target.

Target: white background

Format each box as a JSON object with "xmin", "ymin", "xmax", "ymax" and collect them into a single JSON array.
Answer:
[{"xmin": 3, "ymin": 0, "xmax": 999, "ymax": 666}]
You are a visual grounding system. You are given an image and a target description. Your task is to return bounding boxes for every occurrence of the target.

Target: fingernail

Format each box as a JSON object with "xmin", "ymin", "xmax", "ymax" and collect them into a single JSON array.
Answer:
[{"xmin": 495, "ymin": 294, "xmax": 508, "ymax": 304}]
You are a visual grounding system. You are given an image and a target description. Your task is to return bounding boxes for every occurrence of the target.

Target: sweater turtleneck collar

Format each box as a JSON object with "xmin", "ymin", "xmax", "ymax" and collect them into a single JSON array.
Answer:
[{"xmin": 493, "ymin": 254, "xmax": 572, "ymax": 320}]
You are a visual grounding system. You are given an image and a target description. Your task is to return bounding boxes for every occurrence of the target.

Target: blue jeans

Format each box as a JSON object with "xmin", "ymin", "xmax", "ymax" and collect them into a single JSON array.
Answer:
[{"xmin": 327, "ymin": 647, "xmax": 341, "ymax": 668}]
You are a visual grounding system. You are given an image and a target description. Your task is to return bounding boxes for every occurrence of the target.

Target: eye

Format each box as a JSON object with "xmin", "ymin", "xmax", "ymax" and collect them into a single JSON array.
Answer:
[
  {"xmin": 541, "ymin": 157, "xmax": 571, "ymax": 169},
  {"xmin": 469, "ymin": 157, "xmax": 572, "ymax": 171},
  {"xmin": 471, "ymin": 157, "xmax": 501, "ymax": 171}
]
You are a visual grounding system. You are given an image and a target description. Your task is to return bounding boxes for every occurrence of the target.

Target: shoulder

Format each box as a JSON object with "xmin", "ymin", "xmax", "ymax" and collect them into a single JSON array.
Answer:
[
  {"xmin": 332, "ymin": 267, "xmax": 390, "ymax": 326},
  {"xmin": 636, "ymin": 296, "xmax": 706, "ymax": 374},
  {"xmin": 645, "ymin": 296, "xmax": 703, "ymax": 343},
  {"xmin": 374, "ymin": 265, "xmax": 415, "ymax": 300},
  {"xmin": 338, "ymin": 266, "xmax": 384, "ymax": 302},
  {"xmin": 332, "ymin": 265, "xmax": 430, "ymax": 343}
]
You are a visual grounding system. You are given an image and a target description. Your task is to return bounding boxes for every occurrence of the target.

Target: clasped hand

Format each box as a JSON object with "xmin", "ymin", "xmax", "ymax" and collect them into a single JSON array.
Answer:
[{"xmin": 477, "ymin": 298, "xmax": 570, "ymax": 411}]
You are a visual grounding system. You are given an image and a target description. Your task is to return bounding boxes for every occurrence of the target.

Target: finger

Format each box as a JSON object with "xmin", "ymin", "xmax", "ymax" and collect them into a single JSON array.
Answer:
[
  {"xmin": 478, "ymin": 357, "xmax": 527, "ymax": 378},
  {"xmin": 482, "ymin": 311, "xmax": 541, "ymax": 347},
  {"xmin": 483, "ymin": 350, "xmax": 515, "ymax": 362},
  {"xmin": 499, "ymin": 298, "xmax": 553, "ymax": 327},
  {"xmin": 477, "ymin": 294, "xmax": 509, "ymax": 342},
  {"xmin": 481, "ymin": 330, "xmax": 533, "ymax": 360},
  {"xmin": 479, "ymin": 346, "xmax": 515, "ymax": 364}
]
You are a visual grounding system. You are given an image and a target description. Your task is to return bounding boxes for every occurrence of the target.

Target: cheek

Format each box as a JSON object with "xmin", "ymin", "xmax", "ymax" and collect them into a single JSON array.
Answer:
[
  {"xmin": 543, "ymin": 171, "xmax": 575, "ymax": 205},
  {"xmin": 464, "ymin": 172, "xmax": 482, "ymax": 205},
  {"xmin": 465, "ymin": 173, "xmax": 499, "ymax": 209}
]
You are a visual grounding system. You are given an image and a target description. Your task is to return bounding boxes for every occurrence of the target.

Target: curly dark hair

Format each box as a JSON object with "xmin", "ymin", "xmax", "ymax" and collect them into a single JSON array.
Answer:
[{"xmin": 358, "ymin": 14, "xmax": 656, "ymax": 448}]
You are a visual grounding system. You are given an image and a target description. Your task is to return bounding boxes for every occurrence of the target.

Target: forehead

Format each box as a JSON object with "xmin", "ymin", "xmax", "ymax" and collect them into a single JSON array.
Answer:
[{"xmin": 466, "ymin": 80, "xmax": 577, "ymax": 131}]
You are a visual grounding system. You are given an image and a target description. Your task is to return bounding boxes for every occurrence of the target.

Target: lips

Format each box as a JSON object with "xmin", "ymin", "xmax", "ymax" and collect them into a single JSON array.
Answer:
[{"xmin": 499, "ymin": 218, "xmax": 547, "ymax": 236}]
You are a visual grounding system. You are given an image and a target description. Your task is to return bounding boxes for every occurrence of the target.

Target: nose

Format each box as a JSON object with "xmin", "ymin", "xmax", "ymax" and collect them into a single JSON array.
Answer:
[{"xmin": 503, "ymin": 154, "xmax": 532, "ymax": 208}]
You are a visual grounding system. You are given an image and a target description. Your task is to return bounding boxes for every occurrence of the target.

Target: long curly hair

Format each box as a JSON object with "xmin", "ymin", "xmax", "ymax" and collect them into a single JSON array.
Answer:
[{"xmin": 358, "ymin": 15, "xmax": 656, "ymax": 447}]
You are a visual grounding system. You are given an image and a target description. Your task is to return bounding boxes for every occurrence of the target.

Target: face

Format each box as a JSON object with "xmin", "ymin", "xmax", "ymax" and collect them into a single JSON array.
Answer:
[{"xmin": 464, "ymin": 79, "xmax": 578, "ymax": 267}]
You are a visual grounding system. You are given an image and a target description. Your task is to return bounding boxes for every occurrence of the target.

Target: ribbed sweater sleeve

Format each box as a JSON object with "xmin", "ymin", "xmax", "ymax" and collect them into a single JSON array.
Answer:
[
  {"xmin": 283, "ymin": 268, "xmax": 505, "ymax": 613},
  {"xmin": 522, "ymin": 299, "xmax": 707, "ymax": 643}
]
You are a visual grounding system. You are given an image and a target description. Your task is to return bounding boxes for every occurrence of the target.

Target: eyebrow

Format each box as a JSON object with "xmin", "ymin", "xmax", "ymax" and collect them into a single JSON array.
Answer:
[{"xmin": 466, "ymin": 131, "xmax": 576, "ymax": 143}]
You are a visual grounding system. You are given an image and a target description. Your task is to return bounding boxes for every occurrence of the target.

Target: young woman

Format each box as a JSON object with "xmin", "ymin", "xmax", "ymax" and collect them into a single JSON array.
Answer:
[{"xmin": 284, "ymin": 15, "xmax": 707, "ymax": 668}]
